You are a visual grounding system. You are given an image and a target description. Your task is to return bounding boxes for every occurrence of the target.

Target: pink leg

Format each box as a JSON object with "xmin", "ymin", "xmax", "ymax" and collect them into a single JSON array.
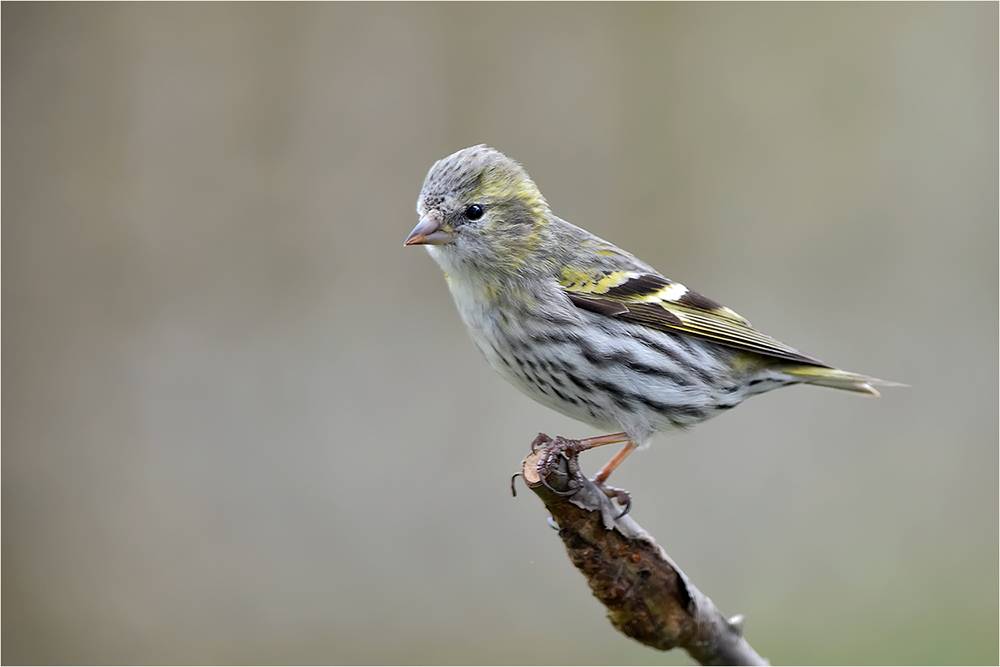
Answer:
[
  {"xmin": 593, "ymin": 441, "xmax": 638, "ymax": 486},
  {"xmin": 577, "ymin": 432, "xmax": 629, "ymax": 450}
]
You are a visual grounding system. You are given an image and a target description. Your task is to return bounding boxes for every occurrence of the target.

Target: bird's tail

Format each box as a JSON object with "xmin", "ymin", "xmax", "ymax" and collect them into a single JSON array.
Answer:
[{"xmin": 780, "ymin": 364, "xmax": 904, "ymax": 397}]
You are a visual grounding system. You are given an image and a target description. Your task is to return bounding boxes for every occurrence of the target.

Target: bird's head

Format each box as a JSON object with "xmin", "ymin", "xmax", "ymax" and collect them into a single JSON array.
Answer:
[{"xmin": 405, "ymin": 145, "xmax": 553, "ymax": 278}]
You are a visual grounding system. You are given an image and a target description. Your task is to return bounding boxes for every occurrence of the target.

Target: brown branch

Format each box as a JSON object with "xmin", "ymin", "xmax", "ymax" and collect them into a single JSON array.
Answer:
[{"xmin": 520, "ymin": 436, "xmax": 769, "ymax": 666}]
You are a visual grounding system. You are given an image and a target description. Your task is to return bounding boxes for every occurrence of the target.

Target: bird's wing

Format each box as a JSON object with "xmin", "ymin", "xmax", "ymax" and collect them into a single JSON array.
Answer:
[{"xmin": 558, "ymin": 267, "xmax": 829, "ymax": 366}]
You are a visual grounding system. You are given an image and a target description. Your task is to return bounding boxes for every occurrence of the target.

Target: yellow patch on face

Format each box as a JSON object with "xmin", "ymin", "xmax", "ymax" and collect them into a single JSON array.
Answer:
[
  {"xmin": 475, "ymin": 172, "xmax": 548, "ymax": 219},
  {"xmin": 559, "ymin": 268, "xmax": 640, "ymax": 294}
]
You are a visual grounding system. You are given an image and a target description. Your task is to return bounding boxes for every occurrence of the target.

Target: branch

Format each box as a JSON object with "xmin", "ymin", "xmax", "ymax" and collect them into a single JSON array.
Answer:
[{"xmin": 520, "ymin": 436, "xmax": 768, "ymax": 666}]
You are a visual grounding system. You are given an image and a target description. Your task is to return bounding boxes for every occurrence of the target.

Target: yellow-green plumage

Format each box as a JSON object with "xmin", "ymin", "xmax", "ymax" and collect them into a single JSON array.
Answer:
[{"xmin": 406, "ymin": 145, "xmax": 895, "ymax": 459}]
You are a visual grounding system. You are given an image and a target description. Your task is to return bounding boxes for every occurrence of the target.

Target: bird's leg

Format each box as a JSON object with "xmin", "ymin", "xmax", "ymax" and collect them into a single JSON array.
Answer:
[
  {"xmin": 577, "ymin": 432, "xmax": 631, "ymax": 451},
  {"xmin": 535, "ymin": 432, "xmax": 629, "ymax": 473},
  {"xmin": 533, "ymin": 432, "xmax": 628, "ymax": 460},
  {"xmin": 592, "ymin": 441, "xmax": 638, "ymax": 486},
  {"xmin": 591, "ymin": 441, "xmax": 638, "ymax": 517}
]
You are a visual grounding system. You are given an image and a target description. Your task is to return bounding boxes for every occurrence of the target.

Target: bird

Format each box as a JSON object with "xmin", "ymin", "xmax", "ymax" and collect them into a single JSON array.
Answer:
[{"xmin": 405, "ymin": 145, "xmax": 895, "ymax": 490}]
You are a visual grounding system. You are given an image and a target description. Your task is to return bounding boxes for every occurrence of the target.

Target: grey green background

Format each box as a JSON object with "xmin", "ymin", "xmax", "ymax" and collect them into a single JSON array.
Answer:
[{"xmin": 3, "ymin": 3, "xmax": 997, "ymax": 665}]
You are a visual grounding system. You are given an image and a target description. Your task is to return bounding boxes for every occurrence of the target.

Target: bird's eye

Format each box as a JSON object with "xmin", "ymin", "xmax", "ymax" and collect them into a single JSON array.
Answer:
[{"xmin": 464, "ymin": 204, "xmax": 485, "ymax": 221}]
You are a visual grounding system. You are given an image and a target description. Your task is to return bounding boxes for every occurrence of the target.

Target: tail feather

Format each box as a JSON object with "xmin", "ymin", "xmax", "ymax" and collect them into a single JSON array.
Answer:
[{"xmin": 780, "ymin": 365, "xmax": 904, "ymax": 397}]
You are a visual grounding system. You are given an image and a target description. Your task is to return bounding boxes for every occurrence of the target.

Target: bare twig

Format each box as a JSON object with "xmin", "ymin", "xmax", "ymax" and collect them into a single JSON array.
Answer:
[{"xmin": 520, "ymin": 436, "xmax": 768, "ymax": 666}]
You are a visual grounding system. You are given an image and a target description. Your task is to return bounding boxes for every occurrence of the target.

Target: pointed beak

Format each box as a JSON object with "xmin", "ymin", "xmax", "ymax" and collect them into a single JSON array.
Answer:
[{"xmin": 404, "ymin": 212, "xmax": 454, "ymax": 246}]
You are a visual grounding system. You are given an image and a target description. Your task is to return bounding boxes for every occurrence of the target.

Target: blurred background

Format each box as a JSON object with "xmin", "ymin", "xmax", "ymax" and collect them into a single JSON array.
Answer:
[{"xmin": 3, "ymin": 3, "xmax": 996, "ymax": 665}]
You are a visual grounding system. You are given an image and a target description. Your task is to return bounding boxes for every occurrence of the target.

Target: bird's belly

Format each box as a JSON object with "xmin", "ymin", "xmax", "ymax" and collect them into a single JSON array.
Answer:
[{"xmin": 467, "ymin": 313, "xmax": 748, "ymax": 442}]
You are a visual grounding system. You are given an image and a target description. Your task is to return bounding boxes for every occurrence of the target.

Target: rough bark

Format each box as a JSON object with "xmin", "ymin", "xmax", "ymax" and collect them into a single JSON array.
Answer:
[{"xmin": 520, "ymin": 437, "xmax": 769, "ymax": 666}]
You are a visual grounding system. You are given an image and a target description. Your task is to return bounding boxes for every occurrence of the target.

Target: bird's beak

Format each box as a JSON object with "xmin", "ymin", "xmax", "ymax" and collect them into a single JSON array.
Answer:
[{"xmin": 404, "ymin": 212, "xmax": 454, "ymax": 246}]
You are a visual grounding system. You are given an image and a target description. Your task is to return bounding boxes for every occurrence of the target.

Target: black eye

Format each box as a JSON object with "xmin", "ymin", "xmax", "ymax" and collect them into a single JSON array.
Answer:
[{"xmin": 464, "ymin": 204, "xmax": 484, "ymax": 221}]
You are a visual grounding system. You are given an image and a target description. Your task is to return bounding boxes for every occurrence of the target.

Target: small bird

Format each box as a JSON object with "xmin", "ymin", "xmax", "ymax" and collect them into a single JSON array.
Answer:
[{"xmin": 405, "ymin": 145, "xmax": 894, "ymax": 488}]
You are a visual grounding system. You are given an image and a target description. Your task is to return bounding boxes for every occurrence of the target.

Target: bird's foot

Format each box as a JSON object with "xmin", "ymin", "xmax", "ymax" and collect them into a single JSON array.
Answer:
[
  {"xmin": 597, "ymin": 484, "xmax": 632, "ymax": 519},
  {"xmin": 531, "ymin": 434, "xmax": 634, "ymax": 517},
  {"xmin": 533, "ymin": 434, "xmax": 586, "ymax": 497}
]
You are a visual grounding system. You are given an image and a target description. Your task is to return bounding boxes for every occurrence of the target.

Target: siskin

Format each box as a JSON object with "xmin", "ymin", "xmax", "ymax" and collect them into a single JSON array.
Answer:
[{"xmin": 405, "ymin": 145, "xmax": 896, "ymax": 486}]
